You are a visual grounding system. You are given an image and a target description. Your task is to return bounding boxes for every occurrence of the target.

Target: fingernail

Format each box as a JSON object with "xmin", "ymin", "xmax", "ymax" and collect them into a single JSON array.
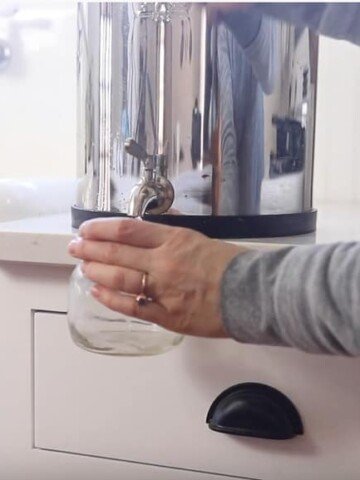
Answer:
[
  {"xmin": 79, "ymin": 220, "xmax": 91, "ymax": 237},
  {"xmin": 91, "ymin": 285, "xmax": 100, "ymax": 298},
  {"xmin": 68, "ymin": 237, "xmax": 82, "ymax": 254},
  {"xmin": 78, "ymin": 224, "xmax": 86, "ymax": 237}
]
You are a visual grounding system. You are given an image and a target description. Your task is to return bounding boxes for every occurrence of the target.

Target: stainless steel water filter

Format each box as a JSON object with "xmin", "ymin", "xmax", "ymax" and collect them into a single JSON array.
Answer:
[{"xmin": 73, "ymin": 2, "xmax": 318, "ymax": 238}]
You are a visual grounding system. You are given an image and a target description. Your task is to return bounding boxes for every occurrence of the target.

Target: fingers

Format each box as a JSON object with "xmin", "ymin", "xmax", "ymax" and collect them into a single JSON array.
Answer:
[
  {"xmin": 81, "ymin": 261, "xmax": 147, "ymax": 296},
  {"xmin": 79, "ymin": 217, "xmax": 173, "ymax": 248},
  {"xmin": 91, "ymin": 284, "xmax": 171, "ymax": 330},
  {"xmin": 68, "ymin": 238, "xmax": 151, "ymax": 272}
]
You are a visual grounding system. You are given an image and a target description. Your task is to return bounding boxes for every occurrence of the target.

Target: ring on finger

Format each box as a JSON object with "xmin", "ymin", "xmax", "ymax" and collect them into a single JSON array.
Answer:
[{"xmin": 135, "ymin": 272, "xmax": 153, "ymax": 306}]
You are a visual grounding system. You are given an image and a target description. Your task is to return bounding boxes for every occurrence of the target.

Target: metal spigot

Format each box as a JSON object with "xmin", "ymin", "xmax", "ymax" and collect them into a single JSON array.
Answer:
[{"xmin": 124, "ymin": 138, "xmax": 174, "ymax": 217}]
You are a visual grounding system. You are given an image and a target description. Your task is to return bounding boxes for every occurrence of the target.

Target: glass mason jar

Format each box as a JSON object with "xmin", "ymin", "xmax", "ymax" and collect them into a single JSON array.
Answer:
[{"xmin": 68, "ymin": 264, "xmax": 183, "ymax": 356}]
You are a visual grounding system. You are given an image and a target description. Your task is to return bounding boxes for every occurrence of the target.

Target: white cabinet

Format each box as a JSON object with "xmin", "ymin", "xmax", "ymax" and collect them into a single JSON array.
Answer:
[
  {"xmin": 33, "ymin": 311, "xmax": 360, "ymax": 480},
  {"xmin": 0, "ymin": 262, "xmax": 230, "ymax": 480},
  {"xmin": 2, "ymin": 209, "xmax": 360, "ymax": 480}
]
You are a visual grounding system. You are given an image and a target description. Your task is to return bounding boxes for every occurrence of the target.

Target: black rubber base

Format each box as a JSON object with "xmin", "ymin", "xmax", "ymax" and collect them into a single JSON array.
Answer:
[{"xmin": 71, "ymin": 205, "xmax": 317, "ymax": 239}]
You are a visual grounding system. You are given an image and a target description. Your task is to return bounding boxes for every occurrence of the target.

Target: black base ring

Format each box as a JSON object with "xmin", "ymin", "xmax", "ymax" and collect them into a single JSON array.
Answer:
[{"xmin": 71, "ymin": 205, "xmax": 316, "ymax": 239}]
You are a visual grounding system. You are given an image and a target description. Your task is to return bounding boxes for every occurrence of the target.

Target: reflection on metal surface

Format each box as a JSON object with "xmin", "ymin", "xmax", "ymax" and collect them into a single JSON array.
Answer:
[
  {"xmin": 270, "ymin": 117, "xmax": 305, "ymax": 177},
  {"xmin": 76, "ymin": 2, "xmax": 318, "ymax": 218}
]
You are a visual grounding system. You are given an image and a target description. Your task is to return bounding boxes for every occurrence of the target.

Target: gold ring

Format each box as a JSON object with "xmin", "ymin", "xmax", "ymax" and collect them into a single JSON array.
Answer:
[{"xmin": 135, "ymin": 272, "xmax": 153, "ymax": 306}]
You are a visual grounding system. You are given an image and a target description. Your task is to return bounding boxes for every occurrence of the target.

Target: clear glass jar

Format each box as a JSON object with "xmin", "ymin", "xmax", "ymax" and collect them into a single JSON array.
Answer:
[{"xmin": 68, "ymin": 265, "xmax": 183, "ymax": 356}]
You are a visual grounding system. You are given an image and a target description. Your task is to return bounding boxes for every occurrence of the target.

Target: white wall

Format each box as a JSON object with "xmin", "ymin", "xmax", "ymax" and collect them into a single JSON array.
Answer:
[
  {"xmin": 0, "ymin": 1, "xmax": 76, "ymax": 179},
  {"xmin": 1, "ymin": 3, "xmax": 360, "ymax": 203},
  {"xmin": 313, "ymin": 36, "xmax": 360, "ymax": 203}
]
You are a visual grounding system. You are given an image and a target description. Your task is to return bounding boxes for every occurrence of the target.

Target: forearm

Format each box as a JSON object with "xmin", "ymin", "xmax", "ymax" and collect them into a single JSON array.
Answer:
[{"xmin": 221, "ymin": 242, "xmax": 360, "ymax": 355}]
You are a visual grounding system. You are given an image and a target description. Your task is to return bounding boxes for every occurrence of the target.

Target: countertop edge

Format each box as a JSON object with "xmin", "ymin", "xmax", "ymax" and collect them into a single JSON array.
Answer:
[{"xmin": 0, "ymin": 204, "xmax": 359, "ymax": 266}]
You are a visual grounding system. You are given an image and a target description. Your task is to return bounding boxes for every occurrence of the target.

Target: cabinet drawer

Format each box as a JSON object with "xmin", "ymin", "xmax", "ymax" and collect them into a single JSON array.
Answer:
[{"xmin": 34, "ymin": 312, "xmax": 360, "ymax": 480}]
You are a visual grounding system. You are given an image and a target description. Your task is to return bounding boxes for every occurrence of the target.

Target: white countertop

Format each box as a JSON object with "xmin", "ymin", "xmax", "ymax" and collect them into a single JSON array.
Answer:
[{"xmin": 0, "ymin": 202, "xmax": 359, "ymax": 266}]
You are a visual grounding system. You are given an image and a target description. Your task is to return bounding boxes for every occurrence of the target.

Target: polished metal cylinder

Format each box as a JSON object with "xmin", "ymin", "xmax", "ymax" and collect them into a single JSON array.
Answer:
[{"xmin": 75, "ymin": 2, "xmax": 318, "ymax": 235}]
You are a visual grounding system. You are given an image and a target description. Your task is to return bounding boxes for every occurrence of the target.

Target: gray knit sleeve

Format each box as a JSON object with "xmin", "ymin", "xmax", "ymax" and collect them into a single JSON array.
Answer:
[
  {"xmin": 221, "ymin": 242, "xmax": 360, "ymax": 355},
  {"xmin": 253, "ymin": 3, "xmax": 360, "ymax": 46}
]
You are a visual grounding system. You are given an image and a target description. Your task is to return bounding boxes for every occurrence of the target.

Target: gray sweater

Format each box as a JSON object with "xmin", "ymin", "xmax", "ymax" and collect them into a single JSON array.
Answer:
[
  {"xmin": 221, "ymin": 4, "xmax": 360, "ymax": 355},
  {"xmin": 253, "ymin": 3, "xmax": 360, "ymax": 46},
  {"xmin": 222, "ymin": 243, "xmax": 360, "ymax": 355}
]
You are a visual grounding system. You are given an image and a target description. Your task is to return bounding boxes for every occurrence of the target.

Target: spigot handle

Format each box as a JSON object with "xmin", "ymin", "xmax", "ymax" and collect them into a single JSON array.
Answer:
[{"xmin": 124, "ymin": 138, "xmax": 148, "ymax": 161}]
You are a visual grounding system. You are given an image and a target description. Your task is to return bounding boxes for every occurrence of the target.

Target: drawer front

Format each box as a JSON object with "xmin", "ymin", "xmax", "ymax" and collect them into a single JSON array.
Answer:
[{"xmin": 34, "ymin": 312, "xmax": 360, "ymax": 480}]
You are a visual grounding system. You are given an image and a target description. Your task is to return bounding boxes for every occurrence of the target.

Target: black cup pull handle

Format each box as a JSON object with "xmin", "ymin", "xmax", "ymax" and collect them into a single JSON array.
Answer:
[{"xmin": 206, "ymin": 382, "xmax": 303, "ymax": 440}]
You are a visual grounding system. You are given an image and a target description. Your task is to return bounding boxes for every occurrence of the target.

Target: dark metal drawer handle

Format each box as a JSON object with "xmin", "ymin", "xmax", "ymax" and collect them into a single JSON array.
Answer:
[{"xmin": 206, "ymin": 382, "xmax": 303, "ymax": 440}]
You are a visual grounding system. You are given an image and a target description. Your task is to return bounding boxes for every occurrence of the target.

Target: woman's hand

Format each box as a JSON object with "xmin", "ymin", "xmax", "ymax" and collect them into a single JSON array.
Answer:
[{"xmin": 68, "ymin": 218, "xmax": 246, "ymax": 338}]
